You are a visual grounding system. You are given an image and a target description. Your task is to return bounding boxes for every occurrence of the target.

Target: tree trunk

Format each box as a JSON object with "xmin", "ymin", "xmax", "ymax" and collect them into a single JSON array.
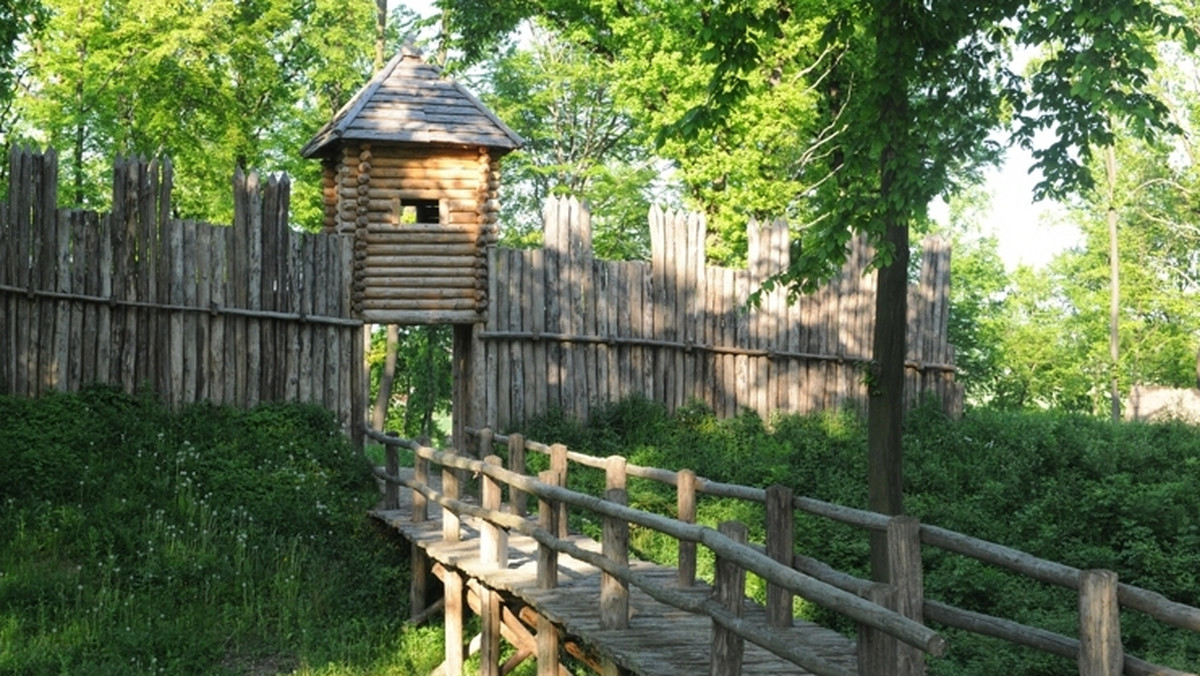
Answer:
[
  {"xmin": 1105, "ymin": 143, "xmax": 1120, "ymax": 422},
  {"xmin": 374, "ymin": 0, "xmax": 387, "ymax": 73},
  {"xmin": 868, "ymin": 221, "xmax": 909, "ymax": 582},
  {"xmin": 372, "ymin": 324, "xmax": 399, "ymax": 431},
  {"xmin": 867, "ymin": 0, "xmax": 912, "ymax": 583}
]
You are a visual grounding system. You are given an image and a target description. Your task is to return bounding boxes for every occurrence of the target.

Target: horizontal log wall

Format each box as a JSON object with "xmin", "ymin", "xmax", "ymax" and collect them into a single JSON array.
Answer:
[
  {"xmin": 328, "ymin": 142, "xmax": 497, "ymax": 323},
  {"xmin": 482, "ymin": 196, "xmax": 961, "ymax": 429},
  {"xmin": 0, "ymin": 147, "xmax": 365, "ymax": 434}
]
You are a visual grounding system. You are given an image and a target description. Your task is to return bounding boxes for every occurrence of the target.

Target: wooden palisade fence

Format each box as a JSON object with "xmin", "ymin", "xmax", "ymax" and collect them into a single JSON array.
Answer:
[
  {"xmin": 478, "ymin": 197, "xmax": 960, "ymax": 432},
  {"xmin": 0, "ymin": 147, "xmax": 365, "ymax": 436},
  {"xmin": 370, "ymin": 425, "xmax": 1200, "ymax": 676}
]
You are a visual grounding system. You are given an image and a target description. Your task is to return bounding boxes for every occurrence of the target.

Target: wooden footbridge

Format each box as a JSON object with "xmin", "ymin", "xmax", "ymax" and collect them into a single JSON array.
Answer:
[{"xmin": 366, "ymin": 428, "xmax": 1200, "ymax": 676}]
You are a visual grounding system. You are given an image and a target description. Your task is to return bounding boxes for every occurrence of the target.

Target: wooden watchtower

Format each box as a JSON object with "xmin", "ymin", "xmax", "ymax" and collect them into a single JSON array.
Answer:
[{"xmin": 301, "ymin": 49, "xmax": 523, "ymax": 325}]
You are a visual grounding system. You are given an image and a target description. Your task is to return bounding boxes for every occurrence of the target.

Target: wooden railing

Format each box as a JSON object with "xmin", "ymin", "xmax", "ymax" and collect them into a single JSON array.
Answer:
[{"xmin": 368, "ymin": 427, "xmax": 1200, "ymax": 676}]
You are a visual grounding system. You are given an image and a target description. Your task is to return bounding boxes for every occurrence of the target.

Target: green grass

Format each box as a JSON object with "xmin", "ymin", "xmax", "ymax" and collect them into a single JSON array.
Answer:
[
  {"xmin": 0, "ymin": 385, "xmax": 438, "ymax": 675},
  {"xmin": 8, "ymin": 387, "xmax": 1199, "ymax": 675}
]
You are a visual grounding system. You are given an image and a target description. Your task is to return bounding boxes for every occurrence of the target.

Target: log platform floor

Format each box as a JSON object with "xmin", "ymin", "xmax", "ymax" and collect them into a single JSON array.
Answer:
[{"xmin": 371, "ymin": 469, "xmax": 859, "ymax": 675}]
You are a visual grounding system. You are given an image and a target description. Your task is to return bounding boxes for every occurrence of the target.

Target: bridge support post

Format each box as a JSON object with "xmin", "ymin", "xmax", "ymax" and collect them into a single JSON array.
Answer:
[
  {"xmin": 1078, "ymin": 569, "xmax": 1122, "ymax": 676},
  {"xmin": 444, "ymin": 567, "xmax": 466, "ymax": 675},
  {"xmin": 536, "ymin": 613, "xmax": 559, "ymax": 676},
  {"xmin": 481, "ymin": 586, "xmax": 501, "ymax": 676},
  {"xmin": 711, "ymin": 520, "xmax": 748, "ymax": 676}
]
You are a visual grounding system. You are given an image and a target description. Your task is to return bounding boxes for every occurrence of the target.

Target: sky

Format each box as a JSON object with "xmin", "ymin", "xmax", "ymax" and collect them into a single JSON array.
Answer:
[
  {"xmin": 391, "ymin": 0, "xmax": 1077, "ymax": 272},
  {"xmin": 973, "ymin": 145, "xmax": 1078, "ymax": 271}
]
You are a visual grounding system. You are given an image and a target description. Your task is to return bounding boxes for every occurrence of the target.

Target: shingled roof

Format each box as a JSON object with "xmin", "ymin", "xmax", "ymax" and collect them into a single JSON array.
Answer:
[{"xmin": 301, "ymin": 49, "xmax": 524, "ymax": 159}]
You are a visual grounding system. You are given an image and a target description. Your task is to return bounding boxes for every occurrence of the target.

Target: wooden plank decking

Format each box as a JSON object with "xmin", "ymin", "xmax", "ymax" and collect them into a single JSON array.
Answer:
[{"xmin": 372, "ymin": 468, "xmax": 859, "ymax": 676}]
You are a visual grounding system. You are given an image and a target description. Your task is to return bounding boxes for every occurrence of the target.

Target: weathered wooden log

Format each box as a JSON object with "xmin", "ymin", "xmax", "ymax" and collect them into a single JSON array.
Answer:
[
  {"xmin": 677, "ymin": 468, "xmax": 698, "ymax": 587},
  {"xmin": 711, "ymin": 521, "xmax": 748, "ymax": 676},
  {"xmin": 765, "ymin": 484, "xmax": 794, "ymax": 627},
  {"xmin": 1079, "ymin": 569, "xmax": 1122, "ymax": 676}
]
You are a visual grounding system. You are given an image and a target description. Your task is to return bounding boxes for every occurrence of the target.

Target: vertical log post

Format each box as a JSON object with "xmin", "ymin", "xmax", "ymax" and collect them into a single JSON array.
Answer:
[
  {"xmin": 481, "ymin": 455, "xmax": 509, "ymax": 570},
  {"xmin": 537, "ymin": 612, "xmax": 560, "ymax": 676},
  {"xmin": 443, "ymin": 448, "xmax": 461, "ymax": 543},
  {"xmin": 481, "ymin": 583, "xmax": 502, "ymax": 676},
  {"xmin": 537, "ymin": 470, "xmax": 559, "ymax": 590},
  {"xmin": 711, "ymin": 520, "xmax": 747, "ymax": 676},
  {"xmin": 535, "ymin": 470, "xmax": 563, "ymax": 673},
  {"xmin": 858, "ymin": 515, "xmax": 924, "ymax": 676},
  {"xmin": 479, "ymin": 427, "xmax": 494, "ymax": 460},
  {"xmin": 509, "ymin": 433, "xmax": 528, "ymax": 517},
  {"xmin": 887, "ymin": 515, "xmax": 925, "ymax": 676},
  {"xmin": 601, "ymin": 456, "xmax": 629, "ymax": 630},
  {"xmin": 1079, "ymin": 569, "xmax": 1123, "ymax": 676},
  {"xmin": 411, "ymin": 437, "xmax": 431, "ymax": 622},
  {"xmin": 765, "ymin": 484, "xmax": 794, "ymax": 627},
  {"xmin": 856, "ymin": 582, "xmax": 898, "ymax": 676},
  {"xmin": 445, "ymin": 567, "xmax": 466, "ymax": 676},
  {"xmin": 550, "ymin": 443, "xmax": 569, "ymax": 538},
  {"xmin": 413, "ymin": 446, "xmax": 429, "ymax": 524},
  {"xmin": 677, "ymin": 468, "xmax": 697, "ymax": 587},
  {"xmin": 383, "ymin": 432, "xmax": 400, "ymax": 510}
]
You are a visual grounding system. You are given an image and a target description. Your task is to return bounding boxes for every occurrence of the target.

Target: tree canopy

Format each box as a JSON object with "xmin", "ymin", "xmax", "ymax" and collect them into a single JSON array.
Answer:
[{"xmin": 3, "ymin": 0, "xmax": 406, "ymax": 227}]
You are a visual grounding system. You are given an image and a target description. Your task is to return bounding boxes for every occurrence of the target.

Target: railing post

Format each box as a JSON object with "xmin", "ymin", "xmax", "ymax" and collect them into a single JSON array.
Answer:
[
  {"xmin": 536, "ymin": 470, "xmax": 559, "ymax": 590},
  {"xmin": 550, "ymin": 443, "xmax": 569, "ymax": 538},
  {"xmin": 509, "ymin": 433, "xmax": 528, "ymax": 516},
  {"xmin": 383, "ymin": 432, "xmax": 399, "ymax": 510},
  {"xmin": 765, "ymin": 484, "xmax": 794, "ymax": 627},
  {"xmin": 481, "ymin": 455, "xmax": 509, "ymax": 570},
  {"xmin": 479, "ymin": 426, "xmax": 493, "ymax": 459},
  {"xmin": 412, "ymin": 446, "xmax": 429, "ymax": 524},
  {"xmin": 1079, "ymin": 569, "xmax": 1123, "ymax": 676},
  {"xmin": 856, "ymin": 582, "xmax": 898, "ymax": 676},
  {"xmin": 409, "ymin": 438, "xmax": 431, "ymax": 622},
  {"xmin": 602, "ymin": 456, "xmax": 629, "ymax": 630},
  {"xmin": 677, "ymin": 468, "xmax": 697, "ymax": 587},
  {"xmin": 888, "ymin": 515, "xmax": 925, "ymax": 675},
  {"xmin": 858, "ymin": 515, "xmax": 924, "ymax": 676},
  {"xmin": 442, "ymin": 447, "xmax": 461, "ymax": 543},
  {"xmin": 711, "ymin": 520, "xmax": 747, "ymax": 676}
]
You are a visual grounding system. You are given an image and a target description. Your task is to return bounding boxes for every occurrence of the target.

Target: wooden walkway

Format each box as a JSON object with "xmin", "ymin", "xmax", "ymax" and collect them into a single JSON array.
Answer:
[{"xmin": 372, "ymin": 468, "xmax": 859, "ymax": 676}]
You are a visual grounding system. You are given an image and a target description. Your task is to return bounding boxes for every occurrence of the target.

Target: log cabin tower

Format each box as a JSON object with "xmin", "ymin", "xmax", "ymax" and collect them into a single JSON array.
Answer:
[{"xmin": 301, "ymin": 49, "xmax": 523, "ymax": 325}]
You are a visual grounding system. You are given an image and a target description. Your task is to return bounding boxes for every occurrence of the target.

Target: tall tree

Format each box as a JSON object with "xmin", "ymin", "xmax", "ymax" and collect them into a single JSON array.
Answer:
[
  {"xmin": 11, "ymin": 0, "xmax": 380, "ymax": 224},
  {"xmin": 478, "ymin": 26, "xmax": 659, "ymax": 258},
  {"xmin": 0, "ymin": 0, "xmax": 45, "ymax": 178},
  {"xmin": 441, "ymin": 0, "xmax": 1193, "ymax": 581}
]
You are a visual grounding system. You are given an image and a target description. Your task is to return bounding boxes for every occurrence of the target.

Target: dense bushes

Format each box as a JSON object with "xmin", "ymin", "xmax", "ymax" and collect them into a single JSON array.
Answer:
[{"xmin": 514, "ymin": 396, "xmax": 1200, "ymax": 675}]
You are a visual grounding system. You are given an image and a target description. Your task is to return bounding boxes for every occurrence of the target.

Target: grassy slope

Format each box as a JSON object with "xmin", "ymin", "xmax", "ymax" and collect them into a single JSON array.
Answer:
[{"xmin": 0, "ymin": 385, "xmax": 440, "ymax": 675}]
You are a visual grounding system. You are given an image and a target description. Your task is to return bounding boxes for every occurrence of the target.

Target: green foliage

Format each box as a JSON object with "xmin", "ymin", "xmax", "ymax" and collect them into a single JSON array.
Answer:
[
  {"xmin": 7, "ymin": 0, "xmax": 383, "ymax": 226},
  {"xmin": 509, "ymin": 397, "xmax": 1200, "ymax": 675},
  {"xmin": 368, "ymin": 324, "xmax": 453, "ymax": 443},
  {"xmin": 0, "ymin": 386, "xmax": 421, "ymax": 674},
  {"xmin": 478, "ymin": 28, "xmax": 658, "ymax": 260}
]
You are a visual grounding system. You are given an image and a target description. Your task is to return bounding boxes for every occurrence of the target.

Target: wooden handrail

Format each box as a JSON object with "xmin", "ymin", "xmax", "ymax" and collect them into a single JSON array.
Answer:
[
  {"xmin": 384, "ymin": 427, "xmax": 1200, "ymax": 675},
  {"xmin": 367, "ymin": 429, "xmax": 946, "ymax": 659},
  {"xmin": 457, "ymin": 426, "xmax": 1200, "ymax": 634}
]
